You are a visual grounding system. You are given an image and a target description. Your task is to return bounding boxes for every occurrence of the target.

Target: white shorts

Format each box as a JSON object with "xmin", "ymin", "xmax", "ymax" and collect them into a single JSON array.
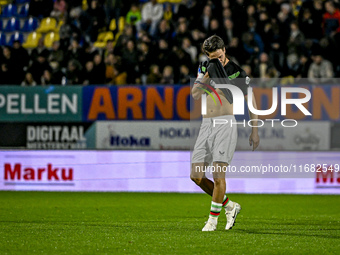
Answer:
[{"xmin": 191, "ymin": 115, "xmax": 237, "ymax": 165}]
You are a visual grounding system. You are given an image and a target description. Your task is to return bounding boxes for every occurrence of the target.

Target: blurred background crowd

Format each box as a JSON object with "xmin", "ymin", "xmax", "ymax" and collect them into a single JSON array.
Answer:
[{"xmin": 0, "ymin": 0, "xmax": 340, "ymax": 86}]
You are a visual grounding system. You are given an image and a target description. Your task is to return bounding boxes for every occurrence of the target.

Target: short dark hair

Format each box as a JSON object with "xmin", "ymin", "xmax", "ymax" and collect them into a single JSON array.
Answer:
[{"xmin": 203, "ymin": 35, "xmax": 225, "ymax": 56}]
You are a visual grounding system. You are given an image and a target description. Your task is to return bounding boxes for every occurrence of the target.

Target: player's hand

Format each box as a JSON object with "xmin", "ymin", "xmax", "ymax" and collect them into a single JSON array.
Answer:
[
  {"xmin": 197, "ymin": 61, "xmax": 209, "ymax": 80},
  {"xmin": 249, "ymin": 132, "xmax": 260, "ymax": 151}
]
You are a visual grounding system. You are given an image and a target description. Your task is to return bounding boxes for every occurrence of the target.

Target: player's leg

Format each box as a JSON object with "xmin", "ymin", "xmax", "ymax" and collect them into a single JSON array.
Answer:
[
  {"xmin": 216, "ymin": 116, "xmax": 241, "ymax": 230},
  {"xmin": 202, "ymin": 161, "xmax": 225, "ymax": 231},
  {"xmin": 211, "ymin": 161, "xmax": 241, "ymax": 230},
  {"xmin": 203, "ymin": 115, "xmax": 241, "ymax": 230},
  {"xmin": 191, "ymin": 118, "xmax": 214, "ymax": 195},
  {"xmin": 211, "ymin": 162, "xmax": 226, "ymax": 203},
  {"xmin": 190, "ymin": 162, "xmax": 214, "ymax": 196}
]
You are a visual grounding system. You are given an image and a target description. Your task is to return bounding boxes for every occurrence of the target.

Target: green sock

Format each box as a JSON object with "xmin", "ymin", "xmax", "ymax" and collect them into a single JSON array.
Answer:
[{"xmin": 209, "ymin": 201, "xmax": 222, "ymax": 219}]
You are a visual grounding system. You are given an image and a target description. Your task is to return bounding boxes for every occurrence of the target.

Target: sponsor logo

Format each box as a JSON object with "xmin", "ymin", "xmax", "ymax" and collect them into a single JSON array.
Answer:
[
  {"xmin": 104, "ymin": 125, "xmax": 150, "ymax": 148},
  {"xmin": 228, "ymin": 71, "xmax": 240, "ymax": 80},
  {"xmin": 110, "ymin": 135, "xmax": 150, "ymax": 147},
  {"xmin": 159, "ymin": 127, "xmax": 198, "ymax": 139},
  {"xmin": 4, "ymin": 163, "xmax": 73, "ymax": 182},
  {"xmin": 0, "ymin": 93, "xmax": 78, "ymax": 114},
  {"xmin": 27, "ymin": 125, "xmax": 86, "ymax": 149}
]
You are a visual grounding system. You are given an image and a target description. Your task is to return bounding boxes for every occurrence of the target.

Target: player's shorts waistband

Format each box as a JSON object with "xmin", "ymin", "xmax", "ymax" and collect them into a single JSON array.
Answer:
[{"xmin": 202, "ymin": 115, "xmax": 235, "ymax": 123}]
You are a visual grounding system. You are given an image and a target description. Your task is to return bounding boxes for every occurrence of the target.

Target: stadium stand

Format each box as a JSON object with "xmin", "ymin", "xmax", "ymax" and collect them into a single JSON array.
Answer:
[
  {"xmin": 0, "ymin": 0, "xmax": 340, "ymax": 86},
  {"xmin": 93, "ymin": 31, "xmax": 114, "ymax": 48},
  {"xmin": 22, "ymin": 31, "xmax": 41, "ymax": 48},
  {"xmin": 8, "ymin": 31, "xmax": 23, "ymax": 45},
  {"xmin": 16, "ymin": 3, "xmax": 29, "ymax": 18},
  {"xmin": 3, "ymin": 17, "xmax": 20, "ymax": 32},
  {"xmin": 0, "ymin": 3, "xmax": 16, "ymax": 17},
  {"xmin": 0, "ymin": 32, "xmax": 7, "ymax": 46},
  {"xmin": 21, "ymin": 17, "xmax": 38, "ymax": 32},
  {"xmin": 44, "ymin": 31, "xmax": 60, "ymax": 48},
  {"xmin": 16, "ymin": 0, "xmax": 30, "ymax": 3},
  {"xmin": 36, "ymin": 17, "xmax": 57, "ymax": 33}
]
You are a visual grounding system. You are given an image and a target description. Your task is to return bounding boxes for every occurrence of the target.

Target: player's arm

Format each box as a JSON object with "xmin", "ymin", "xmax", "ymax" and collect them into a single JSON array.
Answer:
[
  {"xmin": 245, "ymin": 93, "xmax": 260, "ymax": 151},
  {"xmin": 192, "ymin": 73, "xmax": 209, "ymax": 100},
  {"xmin": 192, "ymin": 61, "xmax": 210, "ymax": 100},
  {"xmin": 239, "ymin": 71, "xmax": 259, "ymax": 151}
]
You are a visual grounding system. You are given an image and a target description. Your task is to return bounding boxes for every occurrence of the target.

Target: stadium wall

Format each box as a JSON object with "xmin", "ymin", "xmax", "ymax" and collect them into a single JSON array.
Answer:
[
  {"xmin": 0, "ymin": 85, "xmax": 339, "ymax": 122},
  {"xmin": 0, "ymin": 85, "xmax": 339, "ymax": 194},
  {"xmin": 0, "ymin": 85, "xmax": 339, "ymax": 150}
]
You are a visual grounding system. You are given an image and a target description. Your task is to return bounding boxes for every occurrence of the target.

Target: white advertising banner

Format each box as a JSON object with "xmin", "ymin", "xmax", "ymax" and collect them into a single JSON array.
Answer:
[
  {"xmin": 95, "ymin": 121, "xmax": 198, "ymax": 150},
  {"xmin": 95, "ymin": 121, "xmax": 331, "ymax": 151},
  {"xmin": 1, "ymin": 150, "xmax": 339, "ymax": 194}
]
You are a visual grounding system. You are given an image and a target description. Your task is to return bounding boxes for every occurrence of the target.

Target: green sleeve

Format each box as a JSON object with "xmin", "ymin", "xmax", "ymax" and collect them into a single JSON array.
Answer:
[{"xmin": 126, "ymin": 12, "xmax": 132, "ymax": 24}]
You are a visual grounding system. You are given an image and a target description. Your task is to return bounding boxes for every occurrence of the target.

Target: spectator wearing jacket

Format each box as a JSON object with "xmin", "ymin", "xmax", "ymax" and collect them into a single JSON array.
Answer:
[{"xmin": 137, "ymin": 0, "xmax": 163, "ymax": 36}]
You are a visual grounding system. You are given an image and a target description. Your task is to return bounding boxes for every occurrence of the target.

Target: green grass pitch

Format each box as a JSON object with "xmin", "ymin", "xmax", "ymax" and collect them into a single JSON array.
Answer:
[{"xmin": 0, "ymin": 192, "xmax": 339, "ymax": 254}]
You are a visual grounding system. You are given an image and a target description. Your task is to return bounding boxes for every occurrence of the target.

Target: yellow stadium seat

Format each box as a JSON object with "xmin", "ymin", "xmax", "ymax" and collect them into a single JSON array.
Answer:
[
  {"xmin": 109, "ymin": 19, "xmax": 116, "ymax": 31},
  {"xmin": 118, "ymin": 17, "xmax": 125, "ymax": 32},
  {"xmin": 23, "ymin": 32, "xmax": 42, "ymax": 49},
  {"xmin": 36, "ymin": 17, "xmax": 57, "ymax": 33},
  {"xmin": 44, "ymin": 32, "xmax": 60, "ymax": 48},
  {"xmin": 109, "ymin": 17, "xmax": 125, "ymax": 32},
  {"xmin": 103, "ymin": 32, "xmax": 114, "ymax": 41},
  {"xmin": 94, "ymin": 31, "xmax": 114, "ymax": 48},
  {"xmin": 93, "ymin": 42, "xmax": 105, "ymax": 48},
  {"xmin": 54, "ymin": 20, "xmax": 64, "ymax": 32},
  {"xmin": 0, "ymin": 0, "xmax": 9, "ymax": 6},
  {"xmin": 97, "ymin": 32, "xmax": 106, "ymax": 41}
]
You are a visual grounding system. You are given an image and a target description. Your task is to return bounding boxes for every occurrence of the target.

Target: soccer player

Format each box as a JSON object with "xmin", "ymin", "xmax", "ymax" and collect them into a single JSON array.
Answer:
[{"xmin": 191, "ymin": 35, "xmax": 260, "ymax": 231}]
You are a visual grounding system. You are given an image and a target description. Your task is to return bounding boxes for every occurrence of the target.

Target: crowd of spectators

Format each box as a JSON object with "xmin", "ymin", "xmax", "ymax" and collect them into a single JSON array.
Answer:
[{"xmin": 1, "ymin": 0, "xmax": 340, "ymax": 86}]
